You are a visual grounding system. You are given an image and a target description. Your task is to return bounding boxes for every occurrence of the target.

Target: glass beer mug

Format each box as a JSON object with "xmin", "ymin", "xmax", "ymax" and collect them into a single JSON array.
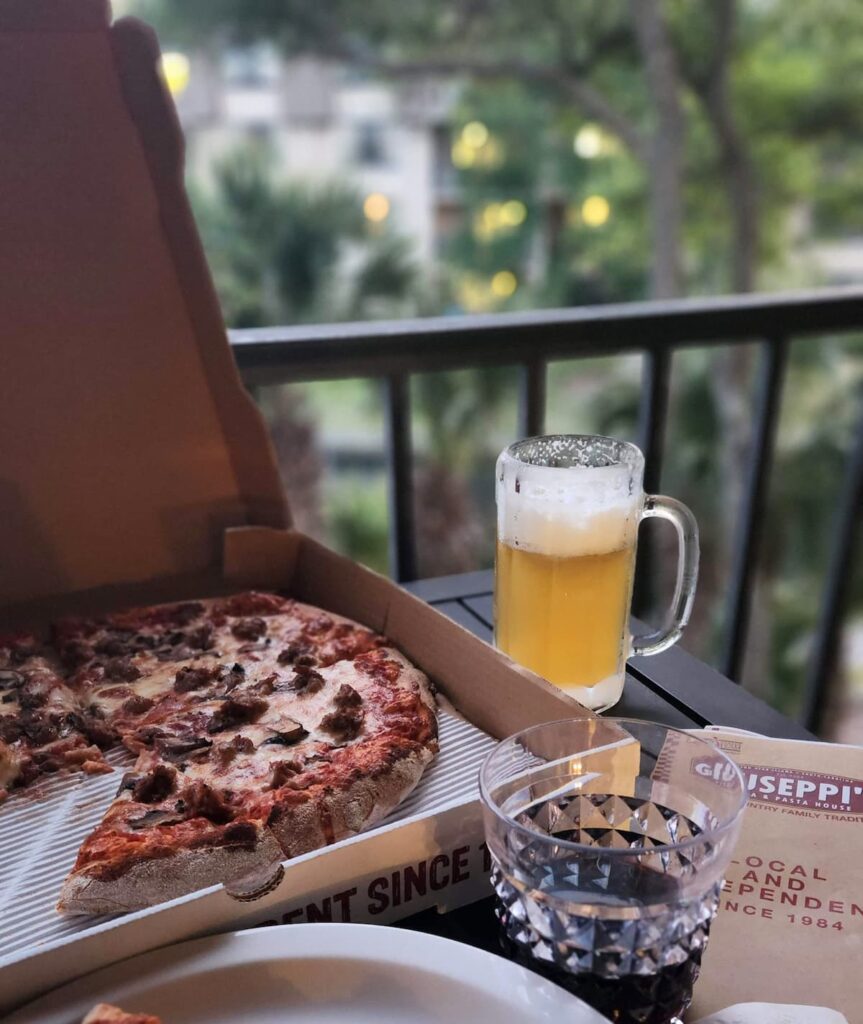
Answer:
[{"xmin": 495, "ymin": 435, "xmax": 698, "ymax": 711}]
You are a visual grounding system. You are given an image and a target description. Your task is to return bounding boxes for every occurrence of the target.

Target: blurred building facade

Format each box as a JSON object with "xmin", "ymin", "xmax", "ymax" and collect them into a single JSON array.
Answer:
[
  {"xmin": 167, "ymin": 42, "xmax": 863, "ymax": 293},
  {"xmin": 172, "ymin": 44, "xmax": 457, "ymax": 268}
]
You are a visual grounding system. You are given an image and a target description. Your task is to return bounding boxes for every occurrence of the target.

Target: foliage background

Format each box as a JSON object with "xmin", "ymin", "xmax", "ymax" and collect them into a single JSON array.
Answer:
[{"xmin": 128, "ymin": 0, "xmax": 863, "ymax": 737}]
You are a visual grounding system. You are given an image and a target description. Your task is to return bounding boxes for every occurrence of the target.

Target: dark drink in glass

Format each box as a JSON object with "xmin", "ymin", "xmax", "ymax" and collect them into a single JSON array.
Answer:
[
  {"xmin": 480, "ymin": 719, "xmax": 747, "ymax": 1024},
  {"xmin": 504, "ymin": 940, "xmax": 705, "ymax": 1024}
]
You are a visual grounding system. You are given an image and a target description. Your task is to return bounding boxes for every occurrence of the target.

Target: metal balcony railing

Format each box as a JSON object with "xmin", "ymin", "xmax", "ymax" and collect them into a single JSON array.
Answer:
[{"xmin": 230, "ymin": 287, "xmax": 863, "ymax": 732}]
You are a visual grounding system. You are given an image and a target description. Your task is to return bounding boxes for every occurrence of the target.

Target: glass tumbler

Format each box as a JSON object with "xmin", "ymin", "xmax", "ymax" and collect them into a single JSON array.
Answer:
[
  {"xmin": 495, "ymin": 434, "xmax": 699, "ymax": 711},
  {"xmin": 480, "ymin": 718, "xmax": 747, "ymax": 1024}
]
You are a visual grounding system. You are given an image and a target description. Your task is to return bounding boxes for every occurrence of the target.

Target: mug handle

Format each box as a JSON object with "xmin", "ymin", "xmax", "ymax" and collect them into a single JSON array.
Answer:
[{"xmin": 631, "ymin": 495, "xmax": 700, "ymax": 658}]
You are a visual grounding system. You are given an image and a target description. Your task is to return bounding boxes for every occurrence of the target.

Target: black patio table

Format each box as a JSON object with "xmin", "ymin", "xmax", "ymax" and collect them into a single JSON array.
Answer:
[{"xmin": 395, "ymin": 569, "xmax": 813, "ymax": 964}]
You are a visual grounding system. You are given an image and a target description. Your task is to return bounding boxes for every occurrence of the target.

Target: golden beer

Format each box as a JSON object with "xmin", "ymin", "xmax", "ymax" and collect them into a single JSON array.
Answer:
[
  {"xmin": 495, "ymin": 539, "xmax": 636, "ymax": 703},
  {"xmin": 495, "ymin": 434, "xmax": 699, "ymax": 712}
]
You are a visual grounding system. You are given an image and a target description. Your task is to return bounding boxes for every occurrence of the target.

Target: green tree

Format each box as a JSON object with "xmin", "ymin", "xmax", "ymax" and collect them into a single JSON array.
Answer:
[
  {"xmin": 132, "ymin": 0, "xmax": 863, "ymax": 300},
  {"xmin": 192, "ymin": 143, "xmax": 416, "ymax": 326},
  {"xmin": 137, "ymin": 0, "xmax": 863, "ymax": 533},
  {"xmin": 132, "ymin": 0, "xmax": 863, "ymax": 730},
  {"xmin": 192, "ymin": 143, "xmax": 418, "ymax": 563}
]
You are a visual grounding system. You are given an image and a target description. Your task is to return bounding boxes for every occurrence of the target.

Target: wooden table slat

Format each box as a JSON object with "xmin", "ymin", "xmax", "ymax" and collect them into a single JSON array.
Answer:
[
  {"xmin": 627, "ymin": 644, "xmax": 813, "ymax": 739},
  {"xmin": 410, "ymin": 572, "xmax": 812, "ymax": 740},
  {"xmin": 405, "ymin": 571, "xmax": 498, "ymax": 604},
  {"xmin": 454, "ymin": 594, "xmax": 699, "ymax": 730},
  {"xmin": 425, "ymin": 599, "xmax": 494, "ymax": 639}
]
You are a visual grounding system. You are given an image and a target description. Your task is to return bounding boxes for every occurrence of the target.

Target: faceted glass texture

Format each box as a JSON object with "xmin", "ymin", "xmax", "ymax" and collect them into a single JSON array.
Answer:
[{"xmin": 480, "ymin": 719, "xmax": 747, "ymax": 1024}]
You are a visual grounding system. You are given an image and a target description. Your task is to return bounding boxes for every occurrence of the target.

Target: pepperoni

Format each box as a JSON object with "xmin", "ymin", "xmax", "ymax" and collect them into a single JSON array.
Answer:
[
  {"xmin": 131, "ymin": 764, "xmax": 177, "ymax": 804},
  {"xmin": 354, "ymin": 650, "xmax": 401, "ymax": 683},
  {"xmin": 94, "ymin": 634, "xmax": 135, "ymax": 657},
  {"xmin": 103, "ymin": 657, "xmax": 141, "ymax": 683},
  {"xmin": 121, "ymin": 694, "xmax": 156, "ymax": 716},
  {"xmin": 206, "ymin": 695, "xmax": 269, "ymax": 734},
  {"xmin": 213, "ymin": 592, "xmax": 289, "ymax": 617},
  {"xmin": 319, "ymin": 707, "xmax": 365, "ymax": 742},
  {"xmin": 231, "ymin": 617, "xmax": 267, "ymax": 642},
  {"xmin": 187, "ymin": 623, "xmax": 215, "ymax": 651},
  {"xmin": 277, "ymin": 641, "xmax": 314, "ymax": 666},
  {"xmin": 333, "ymin": 683, "xmax": 362, "ymax": 709},
  {"xmin": 290, "ymin": 668, "xmax": 325, "ymax": 694},
  {"xmin": 58, "ymin": 638, "xmax": 95, "ymax": 667},
  {"xmin": 174, "ymin": 665, "xmax": 217, "ymax": 693},
  {"xmin": 98, "ymin": 686, "xmax": 135, "ymax": 700},
  {"xmin": 214, "ymin": 734, "xmax": 254, "ymax": 768},
  {"xmin": 268, "ymin": 759, "xmax": 302, "ymax": 789},
  {"xmin": 0, "ymin": 717, "xmax": 22, "ymax": 743},
  {"xmin": 303, "ymin": 614, "xmax": 334, "ymax": 637},
  {"xmin": 176, "ymin": 780, "xmax": 234, "ymax": 824}
]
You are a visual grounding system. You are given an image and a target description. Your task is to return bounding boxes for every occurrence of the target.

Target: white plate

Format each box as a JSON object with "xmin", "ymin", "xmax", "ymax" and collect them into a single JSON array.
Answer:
[{"xmin": 8, "ymin": 923, "xmax": 607, "ymax": 1024}]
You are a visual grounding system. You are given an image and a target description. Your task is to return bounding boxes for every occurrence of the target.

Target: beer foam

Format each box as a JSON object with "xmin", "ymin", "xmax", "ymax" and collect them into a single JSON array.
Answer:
[
  {"xmin": 560, "ymin": 672, "xmax": 627, "ymax": 710},
  {"xmin": 497, "ymin": 458, "xmax": 641, "ymax": 557}
]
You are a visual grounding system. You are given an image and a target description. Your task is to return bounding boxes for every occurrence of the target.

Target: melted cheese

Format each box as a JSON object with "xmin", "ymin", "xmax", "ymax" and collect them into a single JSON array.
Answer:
[
  {"xmin": 157, "ymin": 648, "xmax": 420, "ymax": 799},
  {"xmin": 0, "ymin": 739, "xmax": 21, "ymax": 789}
]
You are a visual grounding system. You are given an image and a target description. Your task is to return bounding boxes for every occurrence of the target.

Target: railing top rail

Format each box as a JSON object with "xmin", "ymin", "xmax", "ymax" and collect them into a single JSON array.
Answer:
[
  {"xmin": 231, "ymin": 286, "xmax": 863, "ymax": 383},
  {"xmin": 229, "ymin": 285, "xmax": 862, "ymax": 728}
]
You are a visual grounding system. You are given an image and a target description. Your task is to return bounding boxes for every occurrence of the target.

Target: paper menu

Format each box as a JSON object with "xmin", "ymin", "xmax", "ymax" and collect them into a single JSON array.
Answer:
[
  {"xmin": 688, "ymin": 731, "xmax": 863, "ymax": 1021},
  {"xmin": 693, "ymin": 1005, "xmax": 848, "ymax": 1023}
]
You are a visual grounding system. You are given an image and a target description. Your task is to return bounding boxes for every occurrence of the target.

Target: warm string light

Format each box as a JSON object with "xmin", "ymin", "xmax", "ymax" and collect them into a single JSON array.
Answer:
[
  {"xmin": 473, "ymin": 199, "xmax": 527, "ymax": 241},
  {"xmin": 574, "ymin": 124, "xmax": 602, "ymax": 159},
  {"xmin": 363, "ymin": 193, "xmax": 390, "ymax": 223},
  {"xmin": 462, "ymin": 120, "xmax": 489, "ymax": 148},
  {"xmin": 491, "ymin": 270, "xmax": 517, "ymax": 297},
  {"xmin": 458, "ymin": 270, "xmax": 518, "ymax": 311},
  {"xmin": 581, "ymin": 195, "xmax": 611, "ymax": 227},
  {"xmin": 573, "ymin": 123, "xmax": 621, "ymax": 159},
  {"xmin": 500, "ymin": 200, "xmax": 527, "ymax": 226},
  {"xmin": 452, "ymin": 120, "xmax": 505, "ymax": 170},
  {"xmin": 451, "ymin": 117, "xmax": 613, "ymax": 309},
  {"xmin": 160, "ymin": 52, "xmax": 190, "ymax": 97}
]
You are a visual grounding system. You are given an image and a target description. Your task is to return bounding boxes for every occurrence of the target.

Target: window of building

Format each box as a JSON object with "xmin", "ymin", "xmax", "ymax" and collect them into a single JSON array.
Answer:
[
  {"xmin": 354, "ymin": 122, "xmax": 387, "ymax": 167},
  {"xmin": 223, "ymin": 44, "xmax": 280, "ymax": 88}
]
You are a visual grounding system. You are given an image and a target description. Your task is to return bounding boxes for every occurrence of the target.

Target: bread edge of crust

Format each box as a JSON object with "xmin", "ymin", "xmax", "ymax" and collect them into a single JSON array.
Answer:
[{"xmin": 56, "ymin": 829, "xmax": 284, "ymax": 916}]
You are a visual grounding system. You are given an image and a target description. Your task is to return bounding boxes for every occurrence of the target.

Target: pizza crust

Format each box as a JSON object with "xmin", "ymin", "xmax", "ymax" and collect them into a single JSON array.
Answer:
[
  {"xmin": 82, "ymin": 1003, "xmax": 161, "ymax": 1024},
  {"xmin": 320, "ymin": 657, "xmax": 437, "ymax": 839},
  {"xmin": 329, "ymin": 744, "xmax": 434, "ymax": 834},
  {"xmin": 0, "ymin": 739, "xmax": 21, "ymax": 792},
  {"xmin": 269, "ymin": 744, "xmax": 435, "ymax": 858},
  {"xmin": 59, "ymin": 745, "xmax": 433, "ymax": 914},
  {"xmin": 57, "ymin": 827, "xmax": 284, "ymax": 915}
]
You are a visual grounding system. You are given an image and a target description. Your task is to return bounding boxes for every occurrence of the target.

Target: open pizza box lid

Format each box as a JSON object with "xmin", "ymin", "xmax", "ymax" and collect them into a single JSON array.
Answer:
[
  {"xmin": 0, "ymin": 0, "xmax": 577, "ymax": 734},
  {"xmin": 0, "ymin": 3, "xmax": 592, "ymax": 1014},
  {"xmin": 0, "ymin": 0, "xmax": 289, "ymax": 621}
]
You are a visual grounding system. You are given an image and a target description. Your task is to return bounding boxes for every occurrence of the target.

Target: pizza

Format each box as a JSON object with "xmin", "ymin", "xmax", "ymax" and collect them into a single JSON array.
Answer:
[
  {"xmin": 82, "ymin": 1005, "xmax": 161, "ymax": 1024},
  {"xmin": 0, "ymin": 632, "xmax": 113, "ymax": 795},
  {"xmin": 0, "ymin": 592, "xmax": 438, "ymax": 915}
]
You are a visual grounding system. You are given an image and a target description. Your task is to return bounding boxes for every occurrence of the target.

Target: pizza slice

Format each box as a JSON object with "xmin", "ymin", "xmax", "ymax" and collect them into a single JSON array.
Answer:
[
  {"xmin": 58, "ymin": 646, "xmax": 437, "ymax": 914},
  {"xmin": 82, "ymin": 1004, "xmax": 161, "ymax": 1024},
  {"xmin": 0, "ymin": 632, "xmax": 111, "ymax": 800}
]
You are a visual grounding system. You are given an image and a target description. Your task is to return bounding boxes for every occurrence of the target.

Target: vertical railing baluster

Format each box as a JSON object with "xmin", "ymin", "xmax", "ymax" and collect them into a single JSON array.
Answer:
[
  {"xmin": 633, "ymin": 347, "xmax": 672, "ymax": 618},
  {"xmin": 519, "ymin": 358, "xmax": 546, "ymax": 438},
  {"xmin": 721, "ymin": 337, "xmax": 789, "ymax": 681},
  {"xmin": 638, "ymin": 347, "xmax": 672, "ymax": 495},
  {"xmin": 384, "ymin": 373, "xmax": 418, "ymax": 583},
  {"xmin": 801, "ymin": 401, "xmax": 863, "ymax": 733}
]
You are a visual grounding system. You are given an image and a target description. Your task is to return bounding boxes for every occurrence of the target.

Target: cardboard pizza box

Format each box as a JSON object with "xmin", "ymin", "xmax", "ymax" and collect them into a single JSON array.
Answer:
[{"xmin": 0, "ymin": 1, "xmax": 584, "ymax": 1012}]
